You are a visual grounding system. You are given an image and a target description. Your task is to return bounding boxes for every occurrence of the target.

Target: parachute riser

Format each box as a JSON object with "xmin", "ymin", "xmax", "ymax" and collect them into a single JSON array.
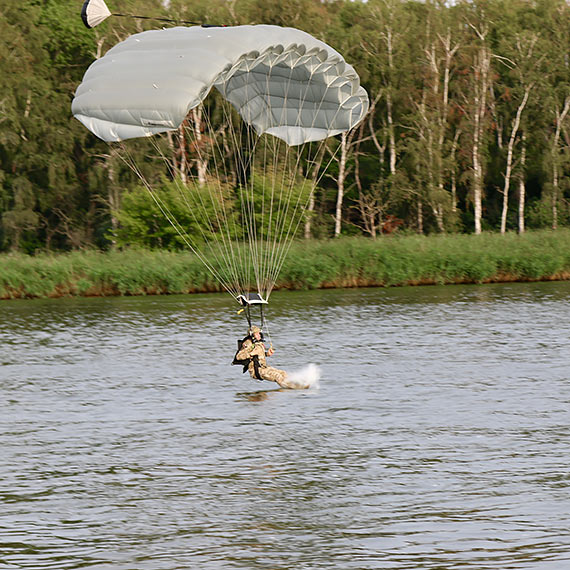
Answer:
[
  {"xmin": 111, "ymin": 14, "xmax": 201, "ymax": 26},
  {"xmin": 236, "ymin": 292, "xmax": 270, "ymax": 343},
  {"xmin": 81, "ymin": 0, "xmax": 208, "ymax": 29}
]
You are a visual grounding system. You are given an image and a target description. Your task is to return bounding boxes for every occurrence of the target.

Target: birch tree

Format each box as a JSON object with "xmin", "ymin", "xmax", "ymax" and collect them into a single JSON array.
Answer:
[
  {"xmin": 549, "ymin": 96, "xmax": 570, "ymax": 229},
  {"xmin": 410, "ymin": 3, "xmax": 462, "ymax": 232},
  {"xmin": 457, "ymin": 9, "xmax": 493, "ymax": 235},
  {"xmin": 538, "ymin": 0, "xmax": 570, "ymax": 229},
  {"xmin": 498, "ymin": 32, "xmax": 542, "ymax": 233},
  {"xmin": 330, "ymin": 129, "xmax": 360, "ymax": 237},
  {"xmin": 517, "ymin": 130, "xmax": 526, "ymax": 233},
  {"xmin": 364, "ymin": 0, "xmax": 411, "ymax": 177}
]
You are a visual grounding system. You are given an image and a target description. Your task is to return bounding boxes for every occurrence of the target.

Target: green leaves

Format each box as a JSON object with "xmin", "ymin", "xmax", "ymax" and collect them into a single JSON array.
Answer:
[
  {"xmin": 1, "ymin": 0, "xmax": 570, "ymax": 254},
  {"xmin": 114, "ymin": 178, "xmax": 239, "ymax": 250}
]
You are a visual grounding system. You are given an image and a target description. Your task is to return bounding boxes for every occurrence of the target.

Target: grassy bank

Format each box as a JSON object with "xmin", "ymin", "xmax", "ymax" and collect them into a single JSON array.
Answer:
[{"xmin": 1, "ymin": 230, "xmax": 570, "ymax": 300}]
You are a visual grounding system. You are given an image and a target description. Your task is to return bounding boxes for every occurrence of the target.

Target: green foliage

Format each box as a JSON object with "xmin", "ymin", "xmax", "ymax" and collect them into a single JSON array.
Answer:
[
  {"xmin": 237, "ymin": 169, "xmax": 312, "ymax": 241},
  {"xmin": 3, "ymin": 230, "xmax": 569, "ymax": 299},
  {"xmin": 1, "ymin": 0, "xmax": 569, "ymax": 253},
  {"xmin": 114, "ymin": 178, "xmax": 238, "ymax": 249}
]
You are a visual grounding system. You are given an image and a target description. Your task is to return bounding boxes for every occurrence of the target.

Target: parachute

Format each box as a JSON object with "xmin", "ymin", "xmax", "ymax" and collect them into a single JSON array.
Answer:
[{"xmin": 72, "ymin": 24, "xmax": 369, "ymax": 319}]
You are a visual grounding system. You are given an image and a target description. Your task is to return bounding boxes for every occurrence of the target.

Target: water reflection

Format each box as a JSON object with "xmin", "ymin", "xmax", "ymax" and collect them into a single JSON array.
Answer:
[
  {"xmin": 235, "ymin": 388, "xmax": 286, "ymax": 402},
  {"xmin": 1, "ymin": 281, "xmax": 570, "ymax": 569}
]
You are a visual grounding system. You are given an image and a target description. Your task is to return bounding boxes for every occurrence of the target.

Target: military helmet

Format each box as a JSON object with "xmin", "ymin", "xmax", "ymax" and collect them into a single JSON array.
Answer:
[{"xmin": 249, "ymin": 325, "xmax": 262, "ymax": 335}]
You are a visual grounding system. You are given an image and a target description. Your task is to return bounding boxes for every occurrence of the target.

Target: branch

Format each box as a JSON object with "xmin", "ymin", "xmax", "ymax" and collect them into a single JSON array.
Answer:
[{"xmin": 491, "ymin": 54, "xmax": 516, "ymax": 69}]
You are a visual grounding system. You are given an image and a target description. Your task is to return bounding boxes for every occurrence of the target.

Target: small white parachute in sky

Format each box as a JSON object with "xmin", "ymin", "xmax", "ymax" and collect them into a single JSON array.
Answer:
[
  {"xmin": 81, "ymin": 0, "xmax": 112, "ymax": 29},
  {"xmin": 72, "ymin": 24, "xmax": 369, "ymax": 145}
]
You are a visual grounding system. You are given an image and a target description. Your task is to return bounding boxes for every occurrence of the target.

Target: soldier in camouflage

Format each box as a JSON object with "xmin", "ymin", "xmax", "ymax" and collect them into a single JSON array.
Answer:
[{"xmin": 235, "ymin": 325, "xmax": 289, "ymax": 387}]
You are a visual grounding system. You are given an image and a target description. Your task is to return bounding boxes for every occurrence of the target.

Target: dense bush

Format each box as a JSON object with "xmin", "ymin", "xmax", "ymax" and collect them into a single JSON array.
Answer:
[{"xmin": 1, "ymin": 230, "xmax": 569, "ymax": 299}]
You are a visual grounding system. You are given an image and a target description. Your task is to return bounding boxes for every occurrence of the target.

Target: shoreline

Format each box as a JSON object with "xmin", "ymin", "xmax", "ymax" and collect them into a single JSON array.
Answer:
[
  {"xmin": 2, "ymin": 230, "xmax": 569, "ymax": 300},
  {"xmin": 3, "ymin": 274, "xmax": 570, "ymax": 301}
]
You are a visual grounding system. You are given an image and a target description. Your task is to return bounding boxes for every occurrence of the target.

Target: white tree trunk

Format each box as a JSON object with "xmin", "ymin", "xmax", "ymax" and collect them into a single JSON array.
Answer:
[
  {"xmin": 471, "ymin": 45, "xmax": 491, "ymax": 235},
  {"xmin": 450, "ymin": 129, "xmax": 460, "ymax": 214},
  {"xmin": 106, "ymin": 157, "xmax": 119, "ymax": 246},
  {"xmin": 385, "ymin": 27, "xmax": 397, "ymax": 176},
  {"xmin": 334, "ymin": 133, "xmax": 348, "ymax": 237},
  {"xmin": 386, "ymin": 90, "xmax": 396, "ymax": 176},
  {"xmin": 178, "ymin": 125, "xmax": 187, "ymax": 184},
  {"xmin": 518, "ymin": 131, "xmax": 526, "ymax": 234},
  {"xmin": 472, "ymin": 112, "xmax": 483, "ymax": 235},
  {"xmin": 192, "ymin": 107, "xmax": 208, "ymax": 186},
  {"xmin": 304, "ymin": 191, "xmax": 315, "ymax": 239},
  {"xmin": 500, "ymin": 86, "xmax": 531, "ymax": 234},
  {"xmin": 550, "ymin": 96, "xmax": 570, "ymax": 230},
  {"xmin": 304, "ymin": 143, "xmax": 326, "ymax": 239}
]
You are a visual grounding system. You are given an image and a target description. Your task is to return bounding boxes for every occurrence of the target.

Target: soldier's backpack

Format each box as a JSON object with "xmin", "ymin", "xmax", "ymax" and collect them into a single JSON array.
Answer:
[{"xmin": 232, "ymin": 336, "xmax": 263, "ymax": 380}]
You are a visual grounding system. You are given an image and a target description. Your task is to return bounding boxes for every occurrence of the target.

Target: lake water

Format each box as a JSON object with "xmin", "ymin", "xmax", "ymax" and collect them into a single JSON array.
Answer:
[{"xmin": 1, "ymin": 282, "xmax": 569, "ymax": 569}]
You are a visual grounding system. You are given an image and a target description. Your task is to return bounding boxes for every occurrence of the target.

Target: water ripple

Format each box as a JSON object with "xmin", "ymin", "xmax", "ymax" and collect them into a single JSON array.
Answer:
[{"xmin": 1, "ymin": 282, "xmax": 570, "ymax": 569}]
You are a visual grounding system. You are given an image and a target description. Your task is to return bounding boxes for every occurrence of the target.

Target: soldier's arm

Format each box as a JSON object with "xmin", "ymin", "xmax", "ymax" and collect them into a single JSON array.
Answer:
[
  {"xmin": 249, "ymin": 343, "xmax": 266, "ymax": 358},
  {"xmin": 235, "ymin": 339, "xmax": 253, "ymax": 360}
]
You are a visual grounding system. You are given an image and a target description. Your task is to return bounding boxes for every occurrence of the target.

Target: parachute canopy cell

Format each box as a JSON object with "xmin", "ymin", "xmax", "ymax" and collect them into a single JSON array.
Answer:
[
  {"xmin": 72, "ymin": 25, "xmax": 369, "ymax": 145},
  {"xmin": 81, "ymin": 0, "xmax": 112, "ymax": 29}
]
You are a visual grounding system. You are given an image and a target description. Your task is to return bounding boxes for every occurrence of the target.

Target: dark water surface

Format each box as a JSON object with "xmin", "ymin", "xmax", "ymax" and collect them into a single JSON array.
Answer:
[{"xmin": 1, "ymin": 282, "xmax": 569, "ymax": 569}]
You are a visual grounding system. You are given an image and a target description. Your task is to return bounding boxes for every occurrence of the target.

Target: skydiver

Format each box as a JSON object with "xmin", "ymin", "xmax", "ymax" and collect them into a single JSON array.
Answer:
[{"xmin": 232, "ymin": 325, "xmax": 289, "ymax": 387}]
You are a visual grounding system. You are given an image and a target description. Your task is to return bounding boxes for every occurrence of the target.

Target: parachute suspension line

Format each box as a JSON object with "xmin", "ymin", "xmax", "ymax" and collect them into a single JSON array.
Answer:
[
  {"xmin": 266, "ymin": 54, "xmax": 358, "ymax": 297},
  {"xmin": 263, "ymin": 135, "xmax": 287, "ymax": 298},
  {"xmin": 268, "ymin": 141, "xmax": 307, "ymax": 294},
  {"xmin": 204, "ymin": 108, "xmax": 253, "ymax": 298},
  {"xmin": 244, "ymin": 106, "xmax": 261, "ymax": 297},
  {"xmin": 146, "ymin": 134, "xmax": 242, "ymax": 299},
  {"xmin": 246, "ymin": 123, "xmax": 263, "ymax": 296},
  {"xmin": 214, "ymin": 103, "xmax": 246, "ymax": 296},
  {"xmin": 264, "ymin": 134, "xmax": 283, "ymax": 298},
  {"xmin": 265, "ymin": 61, "xmax": 302, "ymax": 298},
  {"xmin": 202, "ymin": 102, "xmax": 259, "ymax": 300},
  {"xmin": 116, "ymin": 144, "xmax": 240, "ymax": 301},
  {"xmin": 120, "ymin": 144, "xmax": 241, "ymax": 299},
  {"xmin": 263, "ymin": 62, "xmax": 326, "ymax": 299},
  {"xmin": 240, "ymin": 117, "xmax": 257, "ymax": 297},
  {"xmin": 269, "ymin": 140, "xmax": 342, "ymax": 293},
  {"xmin": 147, "ymin": 134, "xmax": 229, "ymax": 271},
  {"xmin": 264, "ymin": 49, "xmax": 305, "ymax": 300},
  {"xmin": 254, "ymin": 58, "xmax": 300, "ymax": 300},
  {"xmin": 258, "ymin": 126, "xmax": 269, "ymax": 297},
  {"xmin": 150, "ymin": 103, "xmax": 270, "ymax": 302},
  {"xmin": 245, "ymin": 304, "xmax": 252, "ymax": 329},
  {"xmin": 223, "ymin": 97, "xmax": 259, "ymax": 298},
  {"xmin": 110, "ymin": 13, "xmax": 201, "ymax": 26},
  {"xmin": 148, "ymin": 140, "xmax": 227, "ymax": 283},
  {"xmin": 257, "ymin": 65, "xmax": 273, "ymax": 300},
  {"xmin": 260, "ymin": 303, "xmax": 273, "ymax": 349},
  {"xmin": 227, "ymin": 93, "xmax": 268, "ymax": 300},
  {"xmin": 188, "ymin": 111, "xmax": 242, "ymax": 295},
  {"xmin": 180, "ymin": 108, "xmax": 244, "ymax": 296},
  {"xmin": 266, "ymin": 137, "xmax": 341, "ymax": 298},
  {"xmin": 139, "ymin": 52, "xmax": 360, "ymax": 305}
]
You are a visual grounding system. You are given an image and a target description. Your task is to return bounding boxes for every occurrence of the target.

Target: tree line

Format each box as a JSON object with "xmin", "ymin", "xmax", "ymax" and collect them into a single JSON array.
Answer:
[{"xmin": 1, "ymin": 0, "xmax": 569, "ymax": 253}]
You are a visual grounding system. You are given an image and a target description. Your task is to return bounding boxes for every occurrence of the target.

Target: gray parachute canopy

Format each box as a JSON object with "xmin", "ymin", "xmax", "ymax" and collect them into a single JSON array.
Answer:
[{"xmin": 72, "ymin": 25, "xmax": 369, "ymax": 145}]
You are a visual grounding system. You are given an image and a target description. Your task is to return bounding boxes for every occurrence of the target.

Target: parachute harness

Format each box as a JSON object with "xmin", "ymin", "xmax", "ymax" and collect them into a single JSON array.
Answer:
[
  {"xmin": 235, "ymin": 293, "xmax": 272, "ymax": 349},
  {"xmin": 231, "ymin": 293, "xmax": 273, "ymax": 380}
]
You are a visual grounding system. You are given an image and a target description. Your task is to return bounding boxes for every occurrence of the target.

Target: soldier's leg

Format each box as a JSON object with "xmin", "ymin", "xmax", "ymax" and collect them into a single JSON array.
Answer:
[
  {"xmin": 261, "ymin": 367, "xmax": 315, "ymax": 390},
  {"xmin": 259, "ymin": 366, "xmax": 288, "ymax": 386}
]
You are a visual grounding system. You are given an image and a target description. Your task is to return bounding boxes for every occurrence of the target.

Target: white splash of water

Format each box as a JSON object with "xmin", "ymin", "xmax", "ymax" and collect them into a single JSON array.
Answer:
[{"xmin": 282, "ymin": 364, "xmax": 321, "ymax": 390}]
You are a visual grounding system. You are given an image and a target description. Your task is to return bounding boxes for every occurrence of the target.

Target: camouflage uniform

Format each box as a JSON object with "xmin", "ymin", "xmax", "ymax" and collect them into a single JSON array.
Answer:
[{"xmin": 235, "ymin": 337, "xmax": 288, "ymax": 386}]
